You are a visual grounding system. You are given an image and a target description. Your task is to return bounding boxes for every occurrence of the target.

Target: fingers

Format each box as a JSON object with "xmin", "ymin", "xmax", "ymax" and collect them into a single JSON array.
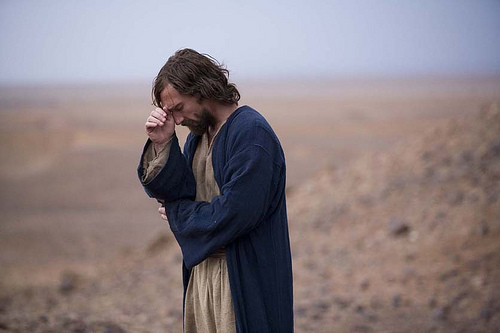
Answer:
[
  {"xmin": 145, "ymin": 108, "xmax": 168, "ymax": 130},
  {"xmin": 158, "ymin": 206, "xmax": 168, "ymax": 221},
  {"xmin": 147, "ymin": 114, "xmax": 165, "ymax": 126},
  {"xmin": 153, "ymin": 108, "xmax": 167, "ymax": 121}
]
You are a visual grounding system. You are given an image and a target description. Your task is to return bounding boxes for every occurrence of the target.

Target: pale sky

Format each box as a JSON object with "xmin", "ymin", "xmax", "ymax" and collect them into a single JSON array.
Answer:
[{"xmin": 1, "ymin": 0, "xmax": 499, "ymax": 85}]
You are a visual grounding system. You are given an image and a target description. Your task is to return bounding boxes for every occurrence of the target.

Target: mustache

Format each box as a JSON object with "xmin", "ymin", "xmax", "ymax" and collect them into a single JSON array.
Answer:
[{"xmin": 181, "ymin": 119, "xmax": 198, "ymax": 127}]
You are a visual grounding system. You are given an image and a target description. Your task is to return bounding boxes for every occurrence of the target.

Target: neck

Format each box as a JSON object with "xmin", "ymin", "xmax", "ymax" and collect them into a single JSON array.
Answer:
[{"xmin": 208, "ymin": 102, "xmax": 239, "ymax": 134}]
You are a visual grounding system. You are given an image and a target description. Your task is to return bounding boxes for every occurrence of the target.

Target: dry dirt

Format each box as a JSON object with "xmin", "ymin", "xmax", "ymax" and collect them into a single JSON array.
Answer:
[{"xmin": 0, "ymin": 77, "xmax": 499, "ymax": 332}]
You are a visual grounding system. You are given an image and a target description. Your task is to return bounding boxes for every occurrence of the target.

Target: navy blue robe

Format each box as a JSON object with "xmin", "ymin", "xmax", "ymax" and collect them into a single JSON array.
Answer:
[{"xmin": 137, "ymin": 105, "xmax": 294, "ymax": 332}]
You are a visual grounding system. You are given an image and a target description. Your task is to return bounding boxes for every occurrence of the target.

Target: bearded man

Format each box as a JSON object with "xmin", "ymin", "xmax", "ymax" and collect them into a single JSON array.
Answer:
[{"xmin": 137, "ymin": 48, "xmax": 293, "ymax": 333}]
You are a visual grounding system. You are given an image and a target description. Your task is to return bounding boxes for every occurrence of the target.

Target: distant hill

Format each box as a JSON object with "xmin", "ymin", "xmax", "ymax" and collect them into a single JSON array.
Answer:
[{"xmin": 288, "ymin": 103, "xmax": 500, "ymax": 332}]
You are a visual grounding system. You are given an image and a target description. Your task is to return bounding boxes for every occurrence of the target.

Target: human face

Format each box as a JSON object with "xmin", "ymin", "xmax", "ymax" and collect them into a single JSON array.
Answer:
[{"xmin": 160, "ymin": 84, "xmax": 215, "ymax": 135}]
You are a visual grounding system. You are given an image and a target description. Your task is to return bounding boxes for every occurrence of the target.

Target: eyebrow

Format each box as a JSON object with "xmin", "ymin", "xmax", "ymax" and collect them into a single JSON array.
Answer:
[{"xmin": 167, "ymin": 103, "xmax": 183, "ymax": 112}]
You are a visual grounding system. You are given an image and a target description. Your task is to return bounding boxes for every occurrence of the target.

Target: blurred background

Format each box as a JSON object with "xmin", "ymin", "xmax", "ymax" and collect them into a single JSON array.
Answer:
[{"xmin": 1, "ymin": 1, "xmax": 500, "ymax": 332}]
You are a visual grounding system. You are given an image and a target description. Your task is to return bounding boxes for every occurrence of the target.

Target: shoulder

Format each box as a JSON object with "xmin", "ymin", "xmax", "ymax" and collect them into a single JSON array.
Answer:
[
  {"xmin": 226, "ymin": 105, "xmax": 284, "ymax": 163},
  {"xmin": 228, "ymin": 106, "xmax": 278, "ymax": 140}
]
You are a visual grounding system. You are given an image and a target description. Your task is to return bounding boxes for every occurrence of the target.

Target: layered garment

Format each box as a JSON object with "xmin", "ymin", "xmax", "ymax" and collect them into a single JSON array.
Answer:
[{"xmin": 138, "ymin": 105, "xmax": 294, "ymax": 332}]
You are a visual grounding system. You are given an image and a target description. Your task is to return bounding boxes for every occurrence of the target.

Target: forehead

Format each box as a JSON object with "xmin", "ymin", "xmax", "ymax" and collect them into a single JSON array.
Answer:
[{"xmin": 159, "ymin": 84, "xmax": 182, "ymax": 107}]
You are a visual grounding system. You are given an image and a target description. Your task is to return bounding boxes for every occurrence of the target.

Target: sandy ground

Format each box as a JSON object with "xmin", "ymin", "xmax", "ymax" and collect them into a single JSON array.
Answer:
[{"xmin": 0, "ymin": 76, "xmax": 499, "ymax": 332}]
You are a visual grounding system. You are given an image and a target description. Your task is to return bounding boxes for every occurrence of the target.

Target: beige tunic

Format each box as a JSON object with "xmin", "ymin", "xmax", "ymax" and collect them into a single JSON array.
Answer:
[{"xmin": 142, "ymin": 125, "xmax": 236, "ymax": 333}]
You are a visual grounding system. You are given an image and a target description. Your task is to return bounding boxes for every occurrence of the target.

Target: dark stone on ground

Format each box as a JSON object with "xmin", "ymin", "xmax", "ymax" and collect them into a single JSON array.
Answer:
[
  {"xmin": 62, "ymin": 318, "xmax": 87, "ymax": 333},
  {"xmin": 0, "ymin": 296, "xmax": 11, "ymax": 313},
  {"xmin": 428, "ymin": 297, "xmax": 438, "ymax": 309},
  {"xmin": 360, "ymin": 279, "xmax": 370, "ymax": 291},
  {"xmin": 59, "ymin": 271, "xmax": 80, "ymax": 295},
  {"xmin": 433, "ymin": 305, "xmax": 451, "ymax": 321},
  {"xmin": 388, "ymin": 220, "xmax": 410, "ymax": 237},
  {"xmin": 450, "ymin": 291, "xmax": 468, "ymax": 307},
  {"xmin": 89, "ymin": 321, "xmax": 127, "ymax": 333},
  {"xmin": 392, "ymin": 294, "xmax": 402, "ymax": 308},
  {"xmin": 333, "ymin": 296, "xmax": 352, "ymax": 309},
  {"xmin": 352, "ymin": 324, "xmax": 373, "ymax": 332},
  {"xmin": 439, "ymin": 268, "xmax": 459, "ymax": 281}
]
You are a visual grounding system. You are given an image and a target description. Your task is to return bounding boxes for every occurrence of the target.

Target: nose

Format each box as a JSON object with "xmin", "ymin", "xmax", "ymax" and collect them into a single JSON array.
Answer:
[{"xmin": 173, "ymin": 114, "xmax": 183, "ymax": 125}]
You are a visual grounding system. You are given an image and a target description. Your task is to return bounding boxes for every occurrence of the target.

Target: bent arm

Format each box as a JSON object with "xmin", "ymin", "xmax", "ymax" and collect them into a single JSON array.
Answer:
[
  {"xmin": 137, "ymin": 134, "xmax": 196, "ymax": 202},
  {"xmin": 141, "ymin": 137, "xmax": 172, "ymax": 183},
  {"xmin": 164, "ymin": 144, "xmax": 280, "ymax": 269}
]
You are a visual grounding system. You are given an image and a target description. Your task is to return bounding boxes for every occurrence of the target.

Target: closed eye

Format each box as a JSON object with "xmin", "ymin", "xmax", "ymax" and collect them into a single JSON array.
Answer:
[{"xmin": 170, "ymin": 104, "xmax": 183, "ymax": 114}]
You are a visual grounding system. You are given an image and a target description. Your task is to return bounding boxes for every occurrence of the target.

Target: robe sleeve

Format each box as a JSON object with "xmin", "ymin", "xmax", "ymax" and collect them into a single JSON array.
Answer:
[
  {"xmin": 164, "ymin": 125, "xmax": 281, "ymax": 269},
  {"xmin": 140, "ymin": 137, "xmax": 172, "ymax": 183},
  {"xmin": 137, "ymin": 134, "xmax": 196, "ymax": 202}
]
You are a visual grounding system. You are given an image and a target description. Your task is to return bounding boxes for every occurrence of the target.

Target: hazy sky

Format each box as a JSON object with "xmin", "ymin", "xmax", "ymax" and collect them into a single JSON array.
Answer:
[{"xmin": 1, "ymin": 0, "xmax": 499, "ymax": 85}]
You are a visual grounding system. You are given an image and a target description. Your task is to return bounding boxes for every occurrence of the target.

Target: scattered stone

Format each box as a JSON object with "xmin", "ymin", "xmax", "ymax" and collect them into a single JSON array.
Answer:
[
  {"xmin": 89, "ymin": 321, "xmax": 127, "ymax": 333},
  {"xmin": 352, "ymin": 324, "xmax": 373, "ymax": 332},
  {"xmin": 0, "ymin": 321, "xmax": 9, "ymax": 330},
  {"xmin": 466, "ymin": 259, "xmax": 481, "ymax": 271},
  {"xmin": 480, "ymin": 306, "xmax": 493, "ymax": 323},
  {"xmin": 294, "ymin": 305, "xmax": 307, "ymax": 317},
  {"xmin": 388, "ymin": 220, "xmax": 410, "ymax": 237},
  {"xmin": 486, "ymin": 188, "xmax": 499, "ymax": 204},
  {"xmin": 355, "ymin": 304, "xmax": 365, "ymax": 314},
  {"xmin": 404, "ymin": 253, "xmax": 416, "ymax": 262},
  {"xmin": 459, "ymin": 150, "xmax": 474, "ymax": 165},
  {"xmin": 392, "ymin": 294, "xmax": 402, "ymax": 308},
  {"xmin": 450, "ymin": 291, "xmax": 468, "ymax": 307},
  {"xmin": 439, "ymin": 268, "xmax": 459, "ymax": 281},
  {"xmin": 0, "ymin": 296, "xmax": 11, "ymax": 313},
  {"xmin": 313, "ymin": 300, "xmax": 330, "ymax": 312},
  {"xmin": 360, "ymin": 278, "xmax": 370, "ymax": 291},
  {"xmin": 448, "ymin": 191, "xmax": 464, "ymax": 206},
  {"xmin": 421, "ymin": 150, "xmax": 433, "ymax": 162},
  {"xmin": 452, "ymin": 254, "xmax": 462, "ymax": 264},
  {"xmin": 428, "ymin": 297, "xmax": 438, "ymax": 309},
  {"xmin": 45, "ymin": 296, "xmax": 58, "ymax": 311},
  {"xmin": 333, "ymin": 296, "xmax": 352, "ymax": 309},
  {"xmin": 423, "ymin": 167, "xmax": 436, "ymax": 180},
  {"xmin": 435, "ymin": 211, "xmax": 447, "ymax": 220},
  {"xmin": 62, "ymin": 318, "xmax": 87, "ymax": 332},
  {"xmin": 477, "ymin": 220, "xmax": 489, "ymax": 236},
  {"xmin": 433, "ymin": 305, "xmax": 450, "ymax": 321},
  {"xmin": 59, "ymin": 271, "xmax": 81, "ymax": 295},
  {"xmin": 487, "ymin": 138, "xmax": 500, "ymax": 158}
]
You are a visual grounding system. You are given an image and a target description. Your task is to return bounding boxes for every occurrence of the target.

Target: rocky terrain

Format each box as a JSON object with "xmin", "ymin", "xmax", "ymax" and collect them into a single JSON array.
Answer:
[
  {"xmin": 289, "ymin": 103, "xmax": 500, "ymax": 332},
  {"xmin": 0, "ymin": 82, "xmax": 499, "ymax": 332}
]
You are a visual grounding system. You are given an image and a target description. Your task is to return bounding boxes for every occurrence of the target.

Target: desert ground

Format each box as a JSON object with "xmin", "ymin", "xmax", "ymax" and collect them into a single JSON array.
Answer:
[{"xmin": 0, "ymin": 76, "xmax": 499, "ymax": 332}]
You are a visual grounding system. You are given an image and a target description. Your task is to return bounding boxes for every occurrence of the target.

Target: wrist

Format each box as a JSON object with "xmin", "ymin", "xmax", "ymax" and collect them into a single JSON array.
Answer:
[{"xmin": 153, "ymin": 137, "xmax": 172, "ymax": 155}]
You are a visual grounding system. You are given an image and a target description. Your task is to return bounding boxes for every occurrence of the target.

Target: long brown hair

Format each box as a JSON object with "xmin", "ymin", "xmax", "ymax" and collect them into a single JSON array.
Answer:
[{"xmin": 152, "ymin": 48, "xmax": 240, "ymax": 108}]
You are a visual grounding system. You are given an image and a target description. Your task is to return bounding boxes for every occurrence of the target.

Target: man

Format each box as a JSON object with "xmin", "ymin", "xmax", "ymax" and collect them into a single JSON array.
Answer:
[{"xmin": 137, "ymin": 48, "xmax": 293, "ymax": 332}]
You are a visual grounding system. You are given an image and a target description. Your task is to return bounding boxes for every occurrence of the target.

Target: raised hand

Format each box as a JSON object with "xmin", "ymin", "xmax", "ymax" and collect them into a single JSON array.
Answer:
[{"xmin": 145, "ymin": 107, "xmax": 175, "ymax": 147}]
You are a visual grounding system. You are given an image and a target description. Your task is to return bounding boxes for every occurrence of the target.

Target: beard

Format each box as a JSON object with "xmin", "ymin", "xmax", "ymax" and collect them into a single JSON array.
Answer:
[{"xmin": 181, "ymin": 108, "xmax": 216, "ymax": 136}]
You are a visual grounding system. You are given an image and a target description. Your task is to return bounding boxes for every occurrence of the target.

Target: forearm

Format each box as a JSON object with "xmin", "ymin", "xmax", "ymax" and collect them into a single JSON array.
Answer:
[
  {"xmin": 164, "ymin": 145, "xmax": 279, "ymax": 268},
  {"xmin": 141, "ymin": 137, "xmax": 173, "ymax": 183},
  {"xmin": 137, "ymin": 135, "xmax": 196, "ymax": 201}
]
